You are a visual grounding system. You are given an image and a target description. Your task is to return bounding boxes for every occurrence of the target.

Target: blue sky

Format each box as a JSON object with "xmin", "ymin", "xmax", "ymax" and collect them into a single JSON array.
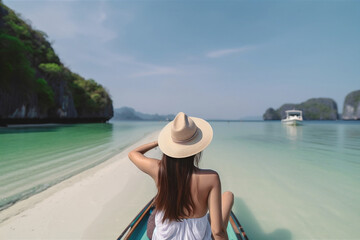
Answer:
[{"xmin": 4, "ymin": 0, "xmax": 360, "ymax": 119}]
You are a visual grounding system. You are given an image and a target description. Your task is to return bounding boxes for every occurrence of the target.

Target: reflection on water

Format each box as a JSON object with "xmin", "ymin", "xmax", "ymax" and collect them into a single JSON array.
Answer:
[{"xmin": 283, "ymin": 125, "xmax": 302, "ymax": 141}]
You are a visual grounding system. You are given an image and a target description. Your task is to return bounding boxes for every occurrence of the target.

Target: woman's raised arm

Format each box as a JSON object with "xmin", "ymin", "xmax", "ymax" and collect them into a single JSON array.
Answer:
[{"xmin": 128, "ymin": 141, "xmax": 159, "ymax": 180}]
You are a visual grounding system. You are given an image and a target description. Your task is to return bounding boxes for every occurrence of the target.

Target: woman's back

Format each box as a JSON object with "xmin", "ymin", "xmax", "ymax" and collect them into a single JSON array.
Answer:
[
  {"xmin": 151, "ymin": 169, "xmax": 219, "ymax": 240},
  {"xmin": 128, "ymin": 112, "xmax": 233, "ymax": 240},
  {"xmin": 186, "ymin": 169, "xmax": 218, "ymax": 218}
]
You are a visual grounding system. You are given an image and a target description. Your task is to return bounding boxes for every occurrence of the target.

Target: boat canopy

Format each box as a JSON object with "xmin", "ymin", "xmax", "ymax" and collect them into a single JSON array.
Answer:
[{"xmin": 285, "ymin": 110, "xmax": 302, "ymax": 117}]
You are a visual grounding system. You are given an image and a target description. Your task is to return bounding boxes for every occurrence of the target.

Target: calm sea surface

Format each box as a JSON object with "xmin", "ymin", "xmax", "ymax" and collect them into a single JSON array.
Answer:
[
  {"xmin": 1, "ymin": 121, "xmax": 359, "ymax": 239},
  {"xmin": 205, "ymin": 121, "xmax": 360, "ymax": 240},
  {"xmin": 0, "ymin": 121, "xmax": 165, "ymax": 211}
]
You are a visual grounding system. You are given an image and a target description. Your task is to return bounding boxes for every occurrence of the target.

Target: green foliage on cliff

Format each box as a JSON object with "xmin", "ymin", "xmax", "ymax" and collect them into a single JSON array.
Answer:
[
  {"xmin": 1, "ymin": 3, "xmax": 60, "ymax": 65},
  {"xmin": 0, "ymin": 1, "xmax": 112, "ymax": 118},
  {"xmin": 347, "ymin": 91, "xmax": 360, "ymax": 111},
  {"xmin": 36, "ymin": 78, "xmax": 55, "ymax": 111},
  {"xmin": 342, "ymin": 90, "xmax": 360, "ymax": 120},
  {"xmin": 5, "ymin": 13, "xmax": 31, "ymax": 38},
  {"xmin": 69, "ymin": 73, "xmax": 110, "ymax": 113},
  {"xmin": 299, "ymin": 99, "xmax": 336, "ymax": 120},
  {"xmin": 0, "ymin": 33, "xmax": 35, "ymax": 91},
  {"xmin": 38, "ymin": 63, "xmax": 62, "ymax": 73},
  {"xmin": 263, "ymin": 108, "xmax": 281, "ymax": 120}
]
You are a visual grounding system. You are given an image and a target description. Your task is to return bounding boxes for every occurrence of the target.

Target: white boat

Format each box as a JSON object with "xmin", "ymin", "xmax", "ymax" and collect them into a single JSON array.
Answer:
[{"xmin": 281, "ymin": 110, "xmax": 303, "ymax": 126}]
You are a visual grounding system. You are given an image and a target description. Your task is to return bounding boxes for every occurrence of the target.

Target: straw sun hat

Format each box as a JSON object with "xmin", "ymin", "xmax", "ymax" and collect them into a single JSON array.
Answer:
[{"xmin": 158, "ymin": 112, "xmax": 213, "ymax": 158}]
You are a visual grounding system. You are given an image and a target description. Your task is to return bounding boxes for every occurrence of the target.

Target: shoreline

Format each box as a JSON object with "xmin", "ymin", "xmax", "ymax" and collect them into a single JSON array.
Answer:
[
  {"xmin": 0, "ymin": 130, "xmax": 161, "ymax": 239},
  {"xmin": 0, "ymin": 117, "xmax": 111, "ymax": 127}
]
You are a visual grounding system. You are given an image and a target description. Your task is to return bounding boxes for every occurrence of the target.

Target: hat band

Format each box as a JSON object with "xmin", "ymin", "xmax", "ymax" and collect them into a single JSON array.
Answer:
[{"xmin": 172, "ymin": 128, "xmax": 199, "ymax": 143}]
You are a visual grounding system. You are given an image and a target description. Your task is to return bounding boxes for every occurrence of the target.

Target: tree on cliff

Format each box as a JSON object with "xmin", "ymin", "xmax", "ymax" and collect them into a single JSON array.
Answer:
[{"xmin": 0, "ymin": 1, "xmax": 113, "ymax": 123}]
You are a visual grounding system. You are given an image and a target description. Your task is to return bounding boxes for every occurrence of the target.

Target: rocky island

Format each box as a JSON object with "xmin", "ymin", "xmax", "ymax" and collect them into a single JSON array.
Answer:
[
  {"xmin": 342, "ymin": 90, "xmax": 360, "ymax": 120},
  {"xmin": 0, "ymin": 2, "xmax": 113, "ymax": 126},
  {"xmin": 263, "ymin": 98, "xmax": 339, "ymax": 120}
]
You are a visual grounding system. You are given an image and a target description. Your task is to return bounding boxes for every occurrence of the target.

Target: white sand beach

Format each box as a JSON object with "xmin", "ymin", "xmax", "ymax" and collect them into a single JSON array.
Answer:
[{"xmin": 0, "ymin": 130, "xmax": 161, "ymax": 239}]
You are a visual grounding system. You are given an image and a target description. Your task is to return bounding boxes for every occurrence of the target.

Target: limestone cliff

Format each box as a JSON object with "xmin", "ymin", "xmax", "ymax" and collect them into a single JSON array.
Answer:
[
  {"xmin": 263, "ymin": 108, "xmax": 281, "ymax": 120},
  {"xmin": 0, "ymin": 1, "xmax": 113, "ymax": 125},
  {"xmin": 263, "ymin": 98, "xmax": 339, "ymax": 120},
  {"xmin": 342, "ymin": 90, "xmax": 360, "ymax": 120}
]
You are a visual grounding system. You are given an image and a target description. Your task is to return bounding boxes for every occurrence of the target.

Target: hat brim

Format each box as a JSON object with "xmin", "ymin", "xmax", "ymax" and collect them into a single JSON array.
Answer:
[{"xmin": 158, "ymin": 117, "xmax": 213, "ymax": 158}]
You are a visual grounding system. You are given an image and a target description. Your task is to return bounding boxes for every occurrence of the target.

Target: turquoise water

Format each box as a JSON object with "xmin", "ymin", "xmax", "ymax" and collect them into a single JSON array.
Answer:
[
  {"xmin": 1, "ymin": 121, "xmax": 359, "ymax": 239},
  {"xmin": 0, "ymin": 121, "xmax": 165, "ymax": 211},
  {"xmin": 203, "ymin": 121, "xmax": 360, "ymax": 240}
]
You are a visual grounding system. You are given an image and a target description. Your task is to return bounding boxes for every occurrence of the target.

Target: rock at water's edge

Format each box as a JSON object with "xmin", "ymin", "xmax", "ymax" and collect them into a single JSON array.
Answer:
[
  {"xmin": 342, "ymin": 90, "xmax": 360, "ymax": 120},
  {"xmin": 263, "ymin": 108, "xmax": 281, "ymax": 120}
]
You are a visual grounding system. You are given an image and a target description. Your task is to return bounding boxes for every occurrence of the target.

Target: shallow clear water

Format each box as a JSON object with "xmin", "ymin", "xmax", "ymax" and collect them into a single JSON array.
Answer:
[
  {"xmin": 0, "ymin": 121, "xmax": 165, "ymax": 211},
  {"xmin": 1, "ymin": 121, "xmax": 359, "ymax": 239},
  {"xmin": 203, "ymin": 121, "xmax": 360, "ymax": 240}
]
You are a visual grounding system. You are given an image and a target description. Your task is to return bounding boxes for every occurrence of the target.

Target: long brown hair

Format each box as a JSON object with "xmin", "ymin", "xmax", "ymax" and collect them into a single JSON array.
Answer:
[{"xmin": 154, "ymin": 152, "xmax": 202, "ymax": 222}]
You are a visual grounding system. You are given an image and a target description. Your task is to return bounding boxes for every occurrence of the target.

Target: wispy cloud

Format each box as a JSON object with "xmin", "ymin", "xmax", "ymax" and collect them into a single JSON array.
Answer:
[
  {"xmin": 65, "ymin": 47, "xmax": 181, "ymax": 80},
  {"xmin": 129, "ymin": 66, "xmax": 179, "ymax": 78},
  {"xmin": 108, "ymin": 54, "xmax": 180, "ymax": 78},
  {"xmin": 206, "ymin": 46, "xmax": 255, "ymax": 58}
]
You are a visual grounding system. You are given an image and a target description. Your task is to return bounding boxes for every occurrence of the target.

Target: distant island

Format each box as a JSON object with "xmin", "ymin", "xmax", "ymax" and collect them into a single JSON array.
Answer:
[
  {"xmin": 112, "ymin": 107, "xmax": 175, "ymax": 121},
  {"xmin": 263, "ymin": 90, "xmax": 360, "ymax": 121},
  {"xmin": 263, "ymin": 98, "xmax": 338, "ymax": 120},
  {"xmin": 0, "ymin": 2, "xmax": 113, "ymax": 126},
  {"xmin": 342, "ymin": 90, "xmax": 360, "ymax": 120}
]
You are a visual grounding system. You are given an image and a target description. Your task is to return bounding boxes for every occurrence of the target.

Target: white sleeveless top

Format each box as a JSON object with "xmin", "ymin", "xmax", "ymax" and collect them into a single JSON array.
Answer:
[{"xmin": 152, "ymin": 211, "xmax": 212, "ymax": 240}]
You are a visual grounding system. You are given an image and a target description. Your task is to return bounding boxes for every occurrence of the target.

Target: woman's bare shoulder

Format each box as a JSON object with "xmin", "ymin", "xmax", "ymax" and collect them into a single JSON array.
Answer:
[
  {"xmin": 195, "ymin": 168, "xmax": 220, "ymax": 185},
  {"xmin": 196, "ymin": 168, "xmax": 218, "ymax": 175}
]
